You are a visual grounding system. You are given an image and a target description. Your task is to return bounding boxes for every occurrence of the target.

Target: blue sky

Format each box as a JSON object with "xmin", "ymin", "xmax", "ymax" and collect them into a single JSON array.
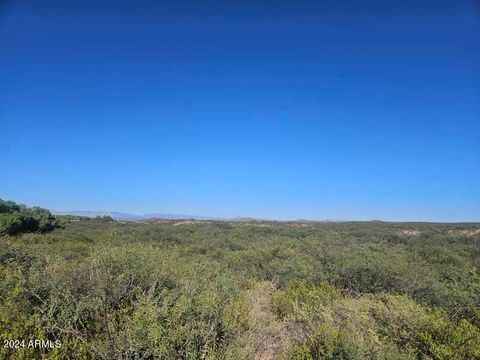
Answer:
[{"xmin": 1, "ymin": 0, "xmax": 479, "ymax": 221}]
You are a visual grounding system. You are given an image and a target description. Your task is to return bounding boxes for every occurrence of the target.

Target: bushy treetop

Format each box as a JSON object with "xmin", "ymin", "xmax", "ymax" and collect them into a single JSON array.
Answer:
[{"xmin": 0, "ymin": 198, "xmax": 62, "ymax": 236}]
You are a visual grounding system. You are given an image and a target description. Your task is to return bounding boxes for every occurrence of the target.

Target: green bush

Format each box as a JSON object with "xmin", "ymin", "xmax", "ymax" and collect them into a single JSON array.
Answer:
[
  {"xmin": 0, "ymin": 199, "xmax": 61, "ymax": 236},
  {"xmin": 1, "ymin": 205, "xmax": 479, "ymax": 359}
]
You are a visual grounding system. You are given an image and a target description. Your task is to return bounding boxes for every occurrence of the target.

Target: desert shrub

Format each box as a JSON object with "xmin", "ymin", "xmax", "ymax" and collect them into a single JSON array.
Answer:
[
  {"xmin": 1, "ymin": 212, "xmax": 479, "ymax": 359},
  {"xmin": 123, "ymin": 293, "xmax": 166, "ymax": 358},
  {"xmin": 275, "ymin": 280, "xmax": 480, "ymax": 360},
  {"xmin": 0, "ymin": 199, "xmax": 62, "ymax": 236},
  {"xmin": 290, "ymin": 323, "xmax": 371, "ymax": 360},
  {"xmin": 419, "ymin": 316, "xmax": 480, "ymax": 360},
  {"xmin": 275, "ymin": 280, "xmax": 342, "ymax": 321},
  {"xmin": 223, "ymin": 294, "xmax": 251, "ymax": 335}
]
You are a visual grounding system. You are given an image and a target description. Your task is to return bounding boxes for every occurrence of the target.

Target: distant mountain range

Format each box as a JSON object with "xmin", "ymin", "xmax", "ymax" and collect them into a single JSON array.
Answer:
[
  {"xmin": 51, "ymin": 210, "xmax": 224, "ymax": 221},
  {"xmin": 51, "ymin": 210, "xmax": 350, "ymax": 223}
]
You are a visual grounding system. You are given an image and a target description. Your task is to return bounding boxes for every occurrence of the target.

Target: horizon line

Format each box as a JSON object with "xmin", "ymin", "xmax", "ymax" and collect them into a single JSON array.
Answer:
[{"xmin": 50, "ymin": 209, "xmax": 480, "ymax": 224}]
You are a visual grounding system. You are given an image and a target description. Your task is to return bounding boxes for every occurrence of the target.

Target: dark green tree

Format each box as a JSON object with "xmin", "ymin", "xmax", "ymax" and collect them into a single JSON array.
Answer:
[{"xmin": 0, "ymin": 199, "xmax": 62, "ymax": 235}]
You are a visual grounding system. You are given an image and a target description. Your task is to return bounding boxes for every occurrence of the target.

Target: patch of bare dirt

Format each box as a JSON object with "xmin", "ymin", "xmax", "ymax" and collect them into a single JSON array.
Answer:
[
  {"xmin": 450, "ymin": 229, "xmax": 480, "ymax": 237},
  {"xmin": 235, "ymin": 282, "xmax": 290, "ymax": 360},
  {"xmin": 173, "ymin": 220, "xmax": 198, "ymax": 226},
  {"xmin": 397, "ymin": 230, "xmax": 421, "ymax": 236},
  {"xmin": 286, "ymin": 223, "xmax": 313, "ymax": 228}
]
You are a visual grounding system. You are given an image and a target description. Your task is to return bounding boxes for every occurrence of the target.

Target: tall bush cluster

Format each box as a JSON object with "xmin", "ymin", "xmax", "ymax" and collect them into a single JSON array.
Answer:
[
  {"xmin": 0, "ymin": 199, "xmax": 62, "ymax": 235},
  {"xmin": 1, "ymin": 205, "xmax": 479, "ymax": 359}
]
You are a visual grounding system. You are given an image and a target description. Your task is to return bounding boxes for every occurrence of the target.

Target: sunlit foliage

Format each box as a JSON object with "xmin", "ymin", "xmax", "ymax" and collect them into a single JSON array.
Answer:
[
  {"xmin": 1, "ymin": 212, "xmax": 479, "ymax": 359},
  {"xmin": 0, "ymin": 199, "xmax": 62, "ymax": 236}
]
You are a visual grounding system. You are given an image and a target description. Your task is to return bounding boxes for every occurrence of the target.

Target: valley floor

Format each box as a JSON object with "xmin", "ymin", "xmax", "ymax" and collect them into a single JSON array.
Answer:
[{"xmin": 1, "ymin": 220, "xmax": 479, "ymax": 359}]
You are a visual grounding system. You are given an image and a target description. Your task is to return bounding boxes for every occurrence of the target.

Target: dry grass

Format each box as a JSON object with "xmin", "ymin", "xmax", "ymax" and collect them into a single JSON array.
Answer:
[
  {"xmin": 397, "ymin": 229, "xmax": 422, "ymax": 236},
  {"xmin": 231, "ymin": 282, "xmax": 290, "ymax": 360}
]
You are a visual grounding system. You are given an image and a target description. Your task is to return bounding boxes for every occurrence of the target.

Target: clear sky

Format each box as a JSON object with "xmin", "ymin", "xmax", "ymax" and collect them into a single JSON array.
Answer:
[{"xmin": 1, "ymin": 0, "xmax": 479, "ymax": 221}]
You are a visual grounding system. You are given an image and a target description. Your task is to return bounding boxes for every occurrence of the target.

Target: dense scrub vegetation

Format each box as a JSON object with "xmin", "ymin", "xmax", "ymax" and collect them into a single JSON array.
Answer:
[
  {"xmin": 1, "ymin": 216, "xmax": 479, "ymax": 359},
  {"xmin": 0, "ymin": 199, "xmax": 62, "ymax": 236}
]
